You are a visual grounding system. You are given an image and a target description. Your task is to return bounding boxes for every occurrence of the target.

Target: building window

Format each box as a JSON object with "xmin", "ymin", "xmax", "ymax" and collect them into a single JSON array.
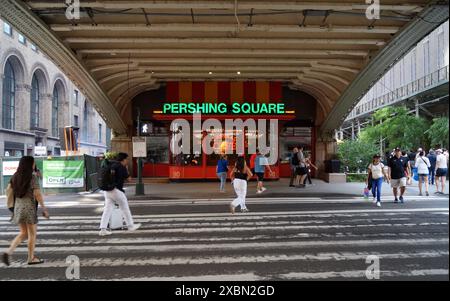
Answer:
[
  {"xmin": 52, "ymin": 86, "xmax": 59, "ymax": 137},
  {"xmin": 18, "ymin": 33, "xmax": 26, "ymax": 45},
  {"xmin": 73, "ymin": 90, "xmax": 79, "ymax": 106},
  {"xmin": 3, "ymin": 22, "xmax": 12, "ymax": 36},
  {"xmin": 98, "ymin": 124, "xmax": 102, "ymax": 144},
  {"xmin": 437, "ymin": 32, "xmax": 446, "ymax": 68},
  {"xmin": 423, "ymin": 40, "xmax": 430, "ymax": 75},
  {"xmin": 83, "ymin": 102, "xmax": 89, "ymax": 141},
  {"xmin": 410, "ymin": 49, "xmax": 417, "ymax": 81},
  {"xmin": 74, "ymin": 115, "xmax": 79, "ymax": 127},
  {"xmin": 106, "ymin": 127, "xmax": 112, "ymax": 149},
  {"xmin": 30, "ymin": 74, "xmax": 40, "ymax": 128},
  {"xmin": 31, "ymin": 44, "xmax": 38, "ymax": 52},
  {"xmin": 2, "ymin": 60, "xmax": 15, "ymax": 130}
]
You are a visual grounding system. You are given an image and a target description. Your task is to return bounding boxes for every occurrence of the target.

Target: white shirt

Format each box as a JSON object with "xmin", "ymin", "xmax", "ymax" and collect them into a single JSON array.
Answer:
[
  {"xmin": 369, "ymin": 163, "xmax": 384, "ymax": 179},
  {"xmin": 415, "ymin": 156, "xmax": 431, "ymax": 174},
  {"xmin": 436, "ymin": 154, "xmax": 448, "ymax": 169}
]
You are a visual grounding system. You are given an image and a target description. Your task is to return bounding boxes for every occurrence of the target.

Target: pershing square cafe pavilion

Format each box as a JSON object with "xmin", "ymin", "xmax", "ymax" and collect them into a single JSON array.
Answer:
[{"xmin": 131, "ymin": 81, "xmax": 318, "ymax": 181}]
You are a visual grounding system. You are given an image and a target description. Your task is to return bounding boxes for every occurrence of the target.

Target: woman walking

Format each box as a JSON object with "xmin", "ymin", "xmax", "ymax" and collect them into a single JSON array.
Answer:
[
  {"xmin": 2, "ymin": 156, "xmax": 49, "ymax": 266},
  {"xmin": 229, "ymin": 156, "xmax": 253, "ymax": 214},
  {"xmin": 216, "ymin": 155, "xmax": 228, "ymax": 193},
  {"xmin": 415, "ymin": 151, "xmax": 431, "ymax": 196},
  {"xmin": 367, "ymin": 154, "xmax": 388, "ymax": 207}
]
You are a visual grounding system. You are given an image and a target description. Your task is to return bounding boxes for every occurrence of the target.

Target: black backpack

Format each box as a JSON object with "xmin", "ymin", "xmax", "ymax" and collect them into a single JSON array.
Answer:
[
  {"xmin": 98, "ymin": 160, "xmax": 116, "ymax": 191},
  {"xmin": 291, "ymin": 153, "xmax": 299, "ymax": 166}
]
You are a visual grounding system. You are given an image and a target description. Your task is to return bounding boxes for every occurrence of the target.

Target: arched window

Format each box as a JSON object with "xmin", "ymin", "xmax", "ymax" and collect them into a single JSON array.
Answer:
[
  {"xmin": 52, "ymin": 85, "xmax": 59, "ymax": 137},
  {"xmin": 30, "ymin": 74, "xmax": 40, "ymax": 128},
  {"xmin": 83, "ymin": 101, "xmax": 88, "ymax": 141},
  {"xmin": 2, "ymin": 61, "xmax": 15, "ymax": 129}
]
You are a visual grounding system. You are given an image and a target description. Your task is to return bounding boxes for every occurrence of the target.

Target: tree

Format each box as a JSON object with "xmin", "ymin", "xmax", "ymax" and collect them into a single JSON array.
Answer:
[
  {"xmin": 337, "ymin": 139, "xmax": 379, "ymax": 173},
  {"xmin": 426, "ymin": 117, "xmax": 449, "ymax": 149},
  {"xmin": 359, "ymin": 106, "xmax": 429, "ymax": 153}
]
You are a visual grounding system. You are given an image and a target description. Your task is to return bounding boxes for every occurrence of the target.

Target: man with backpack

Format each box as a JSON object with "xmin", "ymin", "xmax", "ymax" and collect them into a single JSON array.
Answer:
[
  {"xmin": 289, "ymin": 147, "xmax": 299, "ymax": 187},
  {"xmin": 98, "ymin": 153, "xmax": 141, "ymax": 236}
]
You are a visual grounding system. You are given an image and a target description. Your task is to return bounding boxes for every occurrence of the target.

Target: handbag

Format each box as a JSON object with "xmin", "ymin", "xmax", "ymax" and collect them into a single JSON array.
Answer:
[{"xmin": 5, "ymin": 182, "xmax": 15, "ymax": 213}]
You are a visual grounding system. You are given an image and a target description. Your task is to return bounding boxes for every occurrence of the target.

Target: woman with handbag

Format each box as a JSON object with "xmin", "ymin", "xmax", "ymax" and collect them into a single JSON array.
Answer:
[
  {"xmin": 229, "ymin": 156, "xmax": 253, "ymax": 214},
  {"xmin": 2, "ymin": 156, "xmax": 49, "ymax": 266},
  {"xmin": 367, "ymin": 154, "xmax": 389, "ymax": 207},
  {"xmin": 415, "ymin": 151, "xmax": 431, "ymax": 196}
]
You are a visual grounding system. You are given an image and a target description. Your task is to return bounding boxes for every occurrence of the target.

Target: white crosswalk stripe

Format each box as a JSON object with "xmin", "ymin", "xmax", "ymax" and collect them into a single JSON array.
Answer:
[{"xmin": 0, "ymin": 205, "xmax": 448, "ymax": 280}]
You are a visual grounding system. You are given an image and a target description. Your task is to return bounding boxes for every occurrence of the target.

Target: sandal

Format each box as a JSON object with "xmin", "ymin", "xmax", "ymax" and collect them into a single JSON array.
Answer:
[
  {"xmin": 28, "ymin": 257, "xmax": 45, "ymax": 265},
  {"xmin": 2, "ymin": 253, "xmax": 10, "ymax": 266}
]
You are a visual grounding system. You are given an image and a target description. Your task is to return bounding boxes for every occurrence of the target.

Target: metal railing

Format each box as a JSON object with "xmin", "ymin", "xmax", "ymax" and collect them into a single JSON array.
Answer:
[{"xmin": 346, "ymin": 65, "xmax": 449, "ymax": 120}]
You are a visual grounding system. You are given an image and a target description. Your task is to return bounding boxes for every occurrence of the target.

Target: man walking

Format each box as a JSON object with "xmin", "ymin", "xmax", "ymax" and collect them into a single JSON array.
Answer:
[
  {"xmin": 427, "ymin": 149, "xmax": 437, "ymax": 186},
  {"xmin": 99, "ymin": 153, "xmax": 141, "ymax": 236},
  {"xmin": 388, "ymin": 147, "xmax": 411, "ymax": 204},
  {"xmin": 289, "ymin": 147, "xmax": 299, "ymax": 187}
]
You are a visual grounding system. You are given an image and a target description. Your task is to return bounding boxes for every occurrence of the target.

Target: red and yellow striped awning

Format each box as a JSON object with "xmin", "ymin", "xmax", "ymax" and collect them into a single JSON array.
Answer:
[{"xmin": 166, "ymin": 81, "xmax": 282, "ymax": 104}]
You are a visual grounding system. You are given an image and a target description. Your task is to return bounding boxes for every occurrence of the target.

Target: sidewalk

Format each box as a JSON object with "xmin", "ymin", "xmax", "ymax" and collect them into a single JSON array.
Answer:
[
  {"xmin": 124, "ymin": 178, "xmax": 449, "ymax": 200},
  {"xmin": 0, "ymin": 179, "xmax": 448, "ymax": 204}
]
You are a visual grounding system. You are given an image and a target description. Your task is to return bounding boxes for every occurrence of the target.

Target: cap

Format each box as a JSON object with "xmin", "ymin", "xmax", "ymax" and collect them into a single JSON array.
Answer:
[{"xmin": 395, "ymin": 147, "xmax": 401, "ymax": 152}]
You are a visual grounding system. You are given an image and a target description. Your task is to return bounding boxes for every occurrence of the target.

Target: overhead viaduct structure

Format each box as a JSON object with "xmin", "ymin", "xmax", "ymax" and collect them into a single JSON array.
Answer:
[{"xmin": 1, "ymin": 0, "xmax": 448, "ymax": 176}]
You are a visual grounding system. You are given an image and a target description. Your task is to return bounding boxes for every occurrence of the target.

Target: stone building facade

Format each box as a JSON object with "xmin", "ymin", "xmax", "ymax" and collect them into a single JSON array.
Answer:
[{"xmin": 0, "ymin": 18, "xmax": 111, "ymax": 157}]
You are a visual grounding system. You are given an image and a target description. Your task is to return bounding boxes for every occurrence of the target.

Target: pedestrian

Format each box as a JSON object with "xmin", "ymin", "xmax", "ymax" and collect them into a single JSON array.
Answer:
[
  {"xmin": 2, "ymin": 156, "xmax": 49, "ymax": 266},
  {"xmin": 99, "ymin": 152, "xmax": 141, "ymax": 236},
  {"xmin": 427, "ymin": 149, "xmax": 437, "ymax": 186},
  {"xmin": 229, "ymin": 156, "xmax": 253, "ymax": 214},
  {"xmin": 216, "ymin": 154, "xmax": 228, "ymax": 193},
  {"xmin": 367, "ymin": 154, "xmax": 389, "ymax": 207},
  {"xmin": 296, "ymin": 146, "xmax": 308, "ymax": 188},
  {"xmin": 415, "ymin": 151, "xmax": 431, "ymax": 196},
  {"xmin": 289, "ymin": 147, "xmax": 299, "ymax": 187},
  {"xmin": 255, "ymin": 150, "xmax": 273, "ymax": 194},
  {"xmin": 249, "ymin": 150, "xmax": 258, "ymax": 175},
  {"xmin": 387, "ymin": 147, "xmax": 411, "ymax": 204},
  {"xmin": 305, "ymin": 153, "xmax": 318, "ymax": 185},
  {"xmin": 435, "ymin": 149, "xmax": 448, "ymax": 195}
]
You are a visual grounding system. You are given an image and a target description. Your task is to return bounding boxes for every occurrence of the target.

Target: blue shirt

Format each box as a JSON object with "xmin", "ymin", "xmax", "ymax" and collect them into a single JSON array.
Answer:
[
  {"xmin": 217, "ymin": 159, "xmax": 228, "ymax": 173},
  {"xmin": 254, "ymin": 155, "xmax": 265, "ymax": 173}
]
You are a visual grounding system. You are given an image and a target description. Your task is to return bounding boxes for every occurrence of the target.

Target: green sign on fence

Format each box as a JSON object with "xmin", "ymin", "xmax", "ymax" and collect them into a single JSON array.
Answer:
[{"xmin": 43, "ymin": 161, "xmax": 84, "ymax": 188}]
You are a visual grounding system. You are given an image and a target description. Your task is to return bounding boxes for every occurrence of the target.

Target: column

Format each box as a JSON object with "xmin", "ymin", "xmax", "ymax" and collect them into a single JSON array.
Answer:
[{"xmin": 14, "ymin": 83, "xmax": 31, "ymax": 132}]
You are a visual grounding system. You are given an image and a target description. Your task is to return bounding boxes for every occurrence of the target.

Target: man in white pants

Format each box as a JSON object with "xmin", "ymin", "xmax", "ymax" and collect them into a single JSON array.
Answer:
[{"xmin": 99, "ymin": 153, "xmax": 141, "ymax": 236}]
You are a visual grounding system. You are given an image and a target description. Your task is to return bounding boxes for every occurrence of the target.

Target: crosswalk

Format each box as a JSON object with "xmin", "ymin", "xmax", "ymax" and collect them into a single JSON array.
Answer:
[{"xmin": 0, "ymin": 201, "xmax": 448, "ymax": 281}]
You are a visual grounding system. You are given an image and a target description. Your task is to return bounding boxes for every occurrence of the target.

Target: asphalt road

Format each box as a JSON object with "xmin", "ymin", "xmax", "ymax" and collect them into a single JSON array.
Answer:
[{"xmin": 0, "ymin": 195, "xmax": 448, "ymax": 281}]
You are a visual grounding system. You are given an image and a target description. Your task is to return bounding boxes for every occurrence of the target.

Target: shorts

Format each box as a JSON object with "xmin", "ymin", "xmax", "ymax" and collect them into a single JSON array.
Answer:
[
  {"xmin": 418, "ymin": 174, "xmax": 429, "ymax": 181},
  {"xmin": 391, "ymin": 177, "xmax": 407, "ymax": 188},
  {"xmin": 436, "ymin": 168, "xmax": 448, "ymax": 177},
  {"xmin": 255, "ymin": 172, "xmax": 264, "ymax": 182},
  {"xmin": 296, "ymin": 167, "xmax": 308, "ymax": 176}
]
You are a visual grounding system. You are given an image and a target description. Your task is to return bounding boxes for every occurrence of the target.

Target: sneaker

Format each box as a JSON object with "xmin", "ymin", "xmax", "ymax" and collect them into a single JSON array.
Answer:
[
  {"xmin": 241, "ymin": 208, "xmax": 250, "ymax": 213},
  {"xmin": 99, "ymin": 229, "xmax": 112, "ymax": 236},
  {"xmin": 426, "ymin": 192, "xmax": 429, "ymax": 196},
  {"xmin": 399, "ymin": 196, "xmax": 404, "ymax": 204},
  {"xmin": 256, "ymin": 190, "xmax": 263, "ymax": 194},
  {"xmin": 372, "ymin": 197, "xmax": 377, "ymax": 203},
  {"xmin": 394, "ymin": 198, "xmax": 399, "ymax": 203},
  {"xmin": 376, "ymin": 202, "xmax": 381, "ymax": 207},
  {"xmin": 128, "ymin": 223, "xmax": 142, "ymax": 232},
  {"xmin": 2, "ymin": 253, "xmax": 10, "ymax": 267},
  {"xmin": 261, "ymin": 187, "xmax": 267, "ymax": 192},
  {"xmin": 419, "ymin": 192, "xmax": 423, "ymax": 196}
]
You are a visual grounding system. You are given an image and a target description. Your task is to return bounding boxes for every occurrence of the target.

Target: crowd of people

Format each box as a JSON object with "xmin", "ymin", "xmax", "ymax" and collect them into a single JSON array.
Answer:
[{"xmin": 365, "ymin": 147, "xmax": 448, "ymax": 208}]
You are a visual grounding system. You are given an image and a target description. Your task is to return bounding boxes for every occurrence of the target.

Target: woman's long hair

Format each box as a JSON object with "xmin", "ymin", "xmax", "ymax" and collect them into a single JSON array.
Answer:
[
  {"xmin": 11, "ymin": 156, "xmax": 35, "ymax": 198},
  {"xmin": 236, "ymin": 156, "xmax": 246, "ymax": 173}
]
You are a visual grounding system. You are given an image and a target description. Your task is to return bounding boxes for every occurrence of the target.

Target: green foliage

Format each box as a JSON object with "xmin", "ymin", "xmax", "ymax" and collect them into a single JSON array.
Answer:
[
  {"xmin": 104, "ymin": 152, "xmax": 118, "ymax": 160},
  {"xmin": 346, "ymin": 174, "xmax": 368, "ymax": 183},
  {"xmin": 337, "ymin": 139, "xmax": 379, "ymax": 173},
  {"xmin": 359, "ymin": 106, "xmax": 429, "ymax": 152},
  {"xmin": 426, "ymin": 117, "xmax": 449, "ymax": 149}
]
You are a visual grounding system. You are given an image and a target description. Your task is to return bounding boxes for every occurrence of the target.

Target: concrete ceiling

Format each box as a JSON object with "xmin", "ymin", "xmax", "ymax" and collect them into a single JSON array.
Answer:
[{"xmin": 1, "ymin": 0, "xmax": 448, "ymax": 136}]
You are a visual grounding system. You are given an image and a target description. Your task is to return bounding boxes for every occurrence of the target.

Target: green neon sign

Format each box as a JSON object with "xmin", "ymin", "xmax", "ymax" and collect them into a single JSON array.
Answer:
[{"xmin": 161, "ymin": 102, "xmax": 286, "ymax": 114}]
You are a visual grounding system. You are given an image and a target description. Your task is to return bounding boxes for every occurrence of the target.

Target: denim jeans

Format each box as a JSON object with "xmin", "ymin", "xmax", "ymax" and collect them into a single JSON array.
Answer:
[
  {"xmin": 429, "ymin": 168, "xmax": 435, "ymax": 185},
  {"xmin": 217, "ymin": 172, "xmax": 227, "ymax": 191},
  {"xmin": 371, "ymin": 177, "xmax": 383, "ymax": 202}
]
